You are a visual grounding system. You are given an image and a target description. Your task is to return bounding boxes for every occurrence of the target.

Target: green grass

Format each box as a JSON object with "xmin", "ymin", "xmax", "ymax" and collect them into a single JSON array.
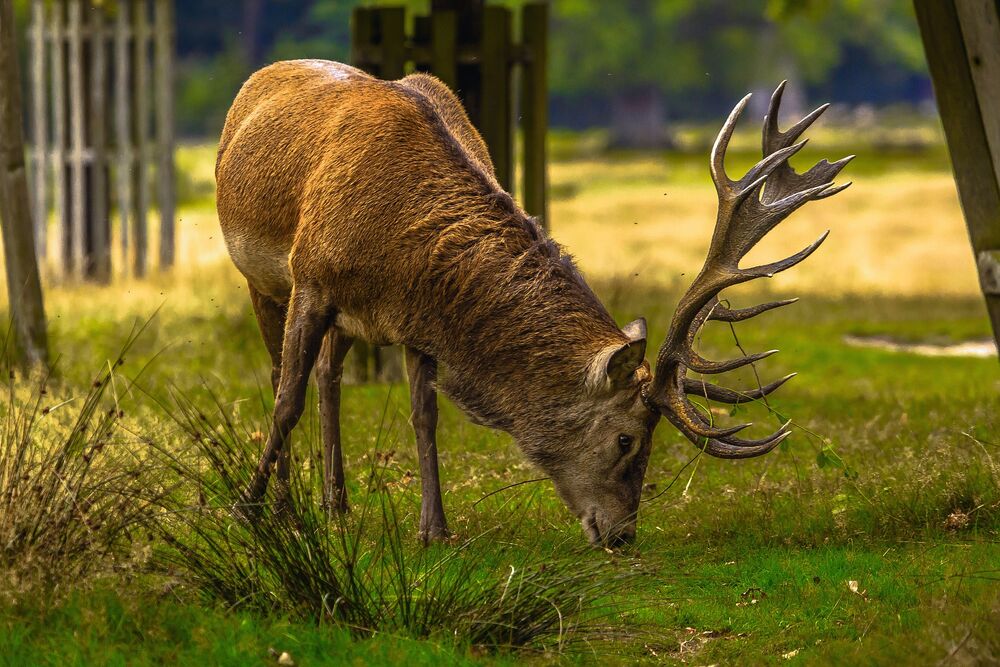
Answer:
[
  {"xmin": 0, "ymin": 585, "xmax": 497, "ymax": 666},
  {"xmin": 2, "ymin": 128, "xmax": 999, "ymax": 663},
  {"xmin": 3, "ymin": 278, "xmax": 997, "ymax": 664}
]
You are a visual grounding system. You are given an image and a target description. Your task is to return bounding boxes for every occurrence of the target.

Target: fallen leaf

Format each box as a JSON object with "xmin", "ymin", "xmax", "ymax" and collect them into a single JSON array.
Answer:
[
  {"xmin": 846, "ymin": 580, "xmax": 868, "ymax": 599},
  {"xmin": 944, "ymin": 510, "xmax": 970, "ymax": 531}
]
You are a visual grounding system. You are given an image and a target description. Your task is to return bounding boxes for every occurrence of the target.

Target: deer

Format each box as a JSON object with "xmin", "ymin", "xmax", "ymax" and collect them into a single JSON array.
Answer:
[{"xmin": 215, "ymin": 59, "xmax": 851, "ymax": 546}]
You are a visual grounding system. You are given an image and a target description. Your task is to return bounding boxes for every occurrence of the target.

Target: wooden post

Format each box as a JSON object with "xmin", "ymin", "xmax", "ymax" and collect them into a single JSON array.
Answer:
[
  {"xmin": 50, "ymin": 0, "xmax": 67, "ymax": 270},
  {"xmin": 350, "ymin": 7, "xmax": 374, "ymax": 74},
  {"xmin": 375, "ymin": 7, "xmax": 406, "ymax": 383},
  {"xmin": 90, "ymin": 1, "xmax": 110, "ymax": 281},
  {"xmin": 154, "ymin": 0, "xmax": 174, "ymax": 269},
  {"xmin": 521, "ymin": 2, "xmax": 548, "ymax": 228},
  {"xmin": 0, "ymin": 0, "xmax": 48, "ymax": 365},
  {"xmin": 347, "ymin": 7, "xmax": 375, "ymax": 382},
  {"xmin": 132, "ymin": 0, "xmax": 149, "ymax": 276},
  {"xmin": 378, "ymin": 7, "xmax": 406, "ymax": 79},
  {"xmin": 914, "ymin": 0, "xmax": 1000, "ymax": 352},
  {"xmin": 29, "ymin": 0, "xmax": 46, "ymax": 259},
  {"xmin": 431, "ymin": 0, "xmax": 484, "ymax": 129},
  {"xmin": 480, "ymin": 5, "xmax": 512, "ymax": 191},
  {"xmin": 67, "ymin": 0, "xmax": 85, "ymax": 279},
  {"xmin": 115, "ymin": 0, "xmax": 132, "ymax": 256},
  {"xmin": 431, "ymin": 10, "xmax": 457, "ymax": 89}
]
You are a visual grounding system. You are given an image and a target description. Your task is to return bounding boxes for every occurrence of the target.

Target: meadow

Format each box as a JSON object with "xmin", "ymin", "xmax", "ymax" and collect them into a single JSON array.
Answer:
[{"xmin": 1, "ymin": 117, "xmax": 998, "ymax": 665}]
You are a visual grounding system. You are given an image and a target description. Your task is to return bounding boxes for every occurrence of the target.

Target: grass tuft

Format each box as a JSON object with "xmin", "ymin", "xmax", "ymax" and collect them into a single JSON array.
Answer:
[
  {"xmin": 0, "ymin": 328, "xmax": 151, "ymax": 596},
  {"xmin": 143, "ymin": 388, "xmax": 646, "ymax": 655}
]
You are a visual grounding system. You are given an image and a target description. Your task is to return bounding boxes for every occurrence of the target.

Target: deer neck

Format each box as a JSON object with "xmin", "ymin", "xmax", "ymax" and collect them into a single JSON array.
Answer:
[{"xmin": 413, "ymin": 199, "xmax": 623, "ymax": 436}]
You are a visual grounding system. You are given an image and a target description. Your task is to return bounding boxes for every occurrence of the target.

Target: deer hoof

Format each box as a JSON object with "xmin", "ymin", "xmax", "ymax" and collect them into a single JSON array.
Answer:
[
  {"xmin": 322, "ymin": 487, "xmax": 350, "ymax": 515},
  {"xmin": 419, "ymin": 524, "xmax": 450, "ymax": 546},
  {"xmin": 321, "ymin": 498, "xmax": 350, "ymax": 516}
]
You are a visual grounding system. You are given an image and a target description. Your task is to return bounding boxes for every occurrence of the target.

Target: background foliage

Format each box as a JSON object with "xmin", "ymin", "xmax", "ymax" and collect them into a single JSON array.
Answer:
[{"xmin": 7, "ymin": 0, "xmax": 928, "ymax": 137}]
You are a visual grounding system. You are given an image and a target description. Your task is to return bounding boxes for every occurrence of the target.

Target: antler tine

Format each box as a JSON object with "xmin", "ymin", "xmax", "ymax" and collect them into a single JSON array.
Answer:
[
  {"xmin": 815, "ymin": 180, "xmax": 853, "ymax": 200},
  {"xmin": 709, "ymin": 298, "xmax": 799, "ymax": 322},
  {"xmin": 711, "ymin": 93, "xmax": 753, "ymax": 192},
  {"xmin": 745, "ymin": 229, "xmax": 830, "ymax": 279},
  {"xmin": 761, "ymin": 83, "xmax": 852, "ymax": 209},
  {"xmin": 662, "ymin": 411, "xmax": 790, "ymax": 459},
  {"xmin": 764, "ymin": 81, "xmax": 830, "ymax": 152},
  {"xmin": 644, "ymin": 85, "xmax": 852, "ymax": 461},
  {"xmin": 684, "ymin": 373, "xmax": 796, "ymax": 404},
  {"xmin": 685, "ymin": 348, "xmax": 778, "ymax": 375}
]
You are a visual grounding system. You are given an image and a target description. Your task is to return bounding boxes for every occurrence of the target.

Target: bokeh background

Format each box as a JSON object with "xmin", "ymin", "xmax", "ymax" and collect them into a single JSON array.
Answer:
[{"xmin": 13, "ymin": 0, "xmax": 976, "ymax": 300}]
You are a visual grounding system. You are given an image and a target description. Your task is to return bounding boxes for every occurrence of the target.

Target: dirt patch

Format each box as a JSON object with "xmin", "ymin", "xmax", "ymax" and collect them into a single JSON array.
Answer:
[{"xmin": 844, "ymin": 335, "xmax": 996, "ymax": 358}]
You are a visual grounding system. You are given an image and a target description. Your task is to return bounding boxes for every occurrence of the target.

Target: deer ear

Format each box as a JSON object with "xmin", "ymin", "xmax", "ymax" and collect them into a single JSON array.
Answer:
[
  {"xmin": 621, "ymin": 317, "xmax": 647, "ymax": 343},
  {"xmin": 602, "ymin": 318, "xmax": 647, "ymax": 390}
]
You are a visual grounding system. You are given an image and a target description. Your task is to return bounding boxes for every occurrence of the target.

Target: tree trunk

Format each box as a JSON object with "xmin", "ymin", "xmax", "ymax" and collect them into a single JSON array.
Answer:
[
  {"xmin": 609, "ymin": 87, "xmax": 672, "ymax": 149},
  {"xmin": 0, "ymin": 0, "xmax": 48, "ymax": 365},
  {"xmin": 241, "ymin": 0, "xmax": 265, "ymax": 67},
  {"xmin": 748, "ymin": 22, "xmax": 806, "ymax": 123}
]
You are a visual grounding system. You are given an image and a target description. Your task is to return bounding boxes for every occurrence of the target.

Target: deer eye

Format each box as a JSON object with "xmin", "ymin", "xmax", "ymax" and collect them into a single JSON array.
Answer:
[{"xmin": 617, "ymin": 434, "xmax": 634, "ymax": 453}]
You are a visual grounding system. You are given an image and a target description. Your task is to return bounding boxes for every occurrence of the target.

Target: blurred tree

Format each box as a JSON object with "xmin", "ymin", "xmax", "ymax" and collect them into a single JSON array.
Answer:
[
  {"xmin": 1, "ymin": 0, "xmax": 47, "ymax": 365},
  {"xmin": 6, "ymin": 0, "xmax": 927, "ymax": 138},
  {"xmin": 550, "ymin": 0, "xmax": 701, "ymax": 147},
  {"xmin": 549, "ymin": 0, "xmax": 927, "ymax": 143},
  {"xmin": 267, "ymin": 0, "xmax": 356, "ymax": 63}
]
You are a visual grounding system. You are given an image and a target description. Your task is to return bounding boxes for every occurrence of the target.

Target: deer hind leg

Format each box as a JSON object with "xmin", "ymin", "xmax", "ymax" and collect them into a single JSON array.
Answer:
[
  {"xmin": 248, "ymin": 285, "xmax": 292, "ymax": 503},
  {"xmin": 241, "ymin": 285, "xmax": 334, "ymax": 517},
  {"xmin": 316, "ymin": 328, "xmax": 354, "ymax": 513},
  {"xmin": 405, "ymin": 347, "xmax": 449, "ymax": 544}
]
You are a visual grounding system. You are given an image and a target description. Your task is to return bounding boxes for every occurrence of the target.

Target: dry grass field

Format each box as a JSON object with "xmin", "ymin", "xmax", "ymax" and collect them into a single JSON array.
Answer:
[{"xmin": 19, "ymin": 117, "xmax": 976, "ymax": 297}]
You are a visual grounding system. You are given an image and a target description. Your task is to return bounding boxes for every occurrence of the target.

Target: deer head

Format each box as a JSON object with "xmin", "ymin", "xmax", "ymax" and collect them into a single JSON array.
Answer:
[{"xmin": 544, "ymin": 82, "xmax": 852, "ymax": 546}]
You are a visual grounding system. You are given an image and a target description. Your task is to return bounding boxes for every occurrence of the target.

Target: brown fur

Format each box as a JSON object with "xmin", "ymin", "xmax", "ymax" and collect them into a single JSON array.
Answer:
[{"xmin": 217, "ymin": 60, "xmax": 652, "ymax": 544}]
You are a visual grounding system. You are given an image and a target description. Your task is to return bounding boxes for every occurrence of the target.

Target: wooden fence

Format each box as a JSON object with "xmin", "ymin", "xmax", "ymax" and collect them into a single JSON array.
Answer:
[
  {"xmin": 27, "ymin": 0, "xmax": 175, "ymax": 281},
  {"xmin": 351, "ymin": 1, "xmax": 548, "ymax": 226}
]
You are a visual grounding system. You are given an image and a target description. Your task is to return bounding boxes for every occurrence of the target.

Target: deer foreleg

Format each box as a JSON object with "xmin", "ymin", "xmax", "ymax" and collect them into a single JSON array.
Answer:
[{"xmin": 405, "ymin": 347, "xmax": 448, "ymax": 544}]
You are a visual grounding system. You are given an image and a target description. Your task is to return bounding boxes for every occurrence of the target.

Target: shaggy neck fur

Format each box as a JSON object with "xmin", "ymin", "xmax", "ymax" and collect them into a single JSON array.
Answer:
[
  {"xmin": 382, "ymin": 80, "xmax": 628, "ymax": 464},
  {"xmin": 400, "ymin": 182, "xmax": 626, "ymax": 463}
]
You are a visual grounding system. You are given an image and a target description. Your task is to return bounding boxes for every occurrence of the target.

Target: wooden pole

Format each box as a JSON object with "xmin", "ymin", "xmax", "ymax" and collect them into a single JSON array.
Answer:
[
  {"xmin": 348, "ymin": 7, "xmax": 375, "ymax": 382},
  {"xmin": 50, "ymin": 0, "xmax": 68, "ymax": 272},
  {"xmin": 430, "ymin": 10, "xmax": 457, "ymax": 89},
  {"xmin": 115, "ymin": 0, "xmax": 131, "ymax": 256},
  {"xmin": 0, "ymin": 0, "xmax": 48, "ymax": 365},
  {"xmin": 350, "ymin": 7, "xmax": 374, "ymax": 75},
  {"xmin": 521, "ymin": 2, "xmax": 548, "ymax": 228},
  {"xmin": 90, "ymin": 2, "xmax": 110, "ymax": 281},
  {"xmin": 914, "ymin": 0, "xmax": 1000, "ymax": 352},
  {"xmin": 132, "ymin": 0, "xmax": 149, "ymax": 276},
  {"xmin": 29, "ymin": 0, "xmax": 46, "ymax": 260},
  {"xmin": 378, "ymin": 7, "xmax": 406, "ymax": 79},
  {"xmin": 154, "ymin": 0, "xmax": 174, "ymax": 269},
  {"xmin": 67, "ymin": 0, "xmax": 85, "ymax": 279},
  {"xmin": 480, "ymin": 5, "xmax": 512, "ymax": 191},
  {"xmin": 372, "ymin": 7, "xmax": 406, "ymax": 382}
]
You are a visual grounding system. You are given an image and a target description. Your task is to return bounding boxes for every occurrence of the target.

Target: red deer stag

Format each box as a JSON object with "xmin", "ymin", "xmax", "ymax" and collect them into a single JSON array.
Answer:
[{"xmin": 216, "ymin": 60, "xmax": 851, "ymax": 546}]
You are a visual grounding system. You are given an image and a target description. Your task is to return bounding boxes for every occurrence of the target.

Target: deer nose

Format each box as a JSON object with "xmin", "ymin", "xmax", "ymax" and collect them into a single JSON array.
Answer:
[{"xmin": 606, "ymin": 526, "xmax": 636, "ymax": 548}]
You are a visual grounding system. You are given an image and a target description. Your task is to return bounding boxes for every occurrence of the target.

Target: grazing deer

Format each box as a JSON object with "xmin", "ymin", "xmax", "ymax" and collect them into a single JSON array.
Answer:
[{"xmin": 216, "ymin": 60, "xmax": 851, "ymax": 545}]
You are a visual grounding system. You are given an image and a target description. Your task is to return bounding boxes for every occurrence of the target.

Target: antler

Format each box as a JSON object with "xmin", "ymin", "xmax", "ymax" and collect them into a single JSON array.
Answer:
[{"xmin": 643, "ymin": 82, "xmax": 853, "ymax": 459}]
